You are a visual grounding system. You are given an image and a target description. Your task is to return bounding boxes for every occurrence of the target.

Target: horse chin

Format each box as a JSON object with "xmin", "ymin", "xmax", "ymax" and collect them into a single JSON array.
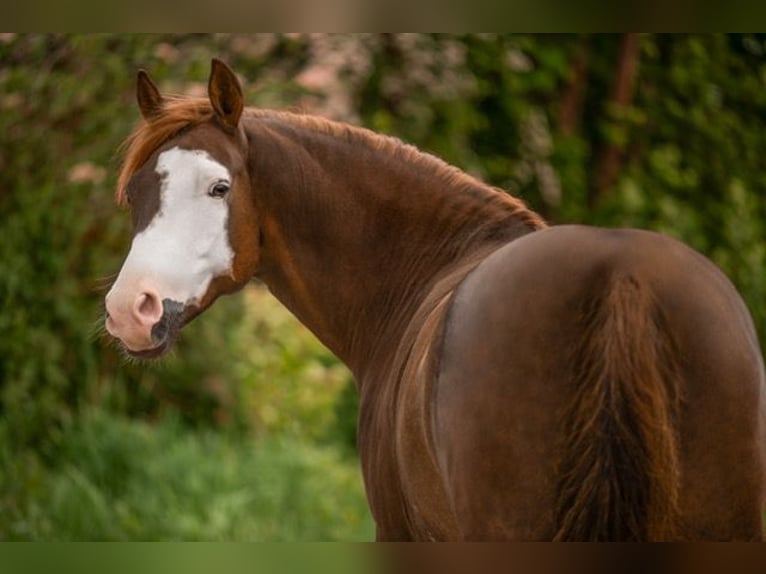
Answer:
[{"xmin": 126, "ymin": 338, "xmax": 174, "ymax": 359}]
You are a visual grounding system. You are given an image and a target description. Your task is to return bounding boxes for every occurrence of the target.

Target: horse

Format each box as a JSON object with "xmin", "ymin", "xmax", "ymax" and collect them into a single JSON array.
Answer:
[{"xmin": 105, "ymin": 59, "xmax": 766, "ymax": 541}]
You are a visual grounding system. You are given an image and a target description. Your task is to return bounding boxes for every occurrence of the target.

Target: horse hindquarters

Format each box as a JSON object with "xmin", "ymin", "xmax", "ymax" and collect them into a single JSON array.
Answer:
[
  {"xmin": 434, "ymin": 226, "xmax": 766, "ymax": 541},
  {"xmin": 435, "ymin": 262, "xmax": 684, "ymax": 540}
]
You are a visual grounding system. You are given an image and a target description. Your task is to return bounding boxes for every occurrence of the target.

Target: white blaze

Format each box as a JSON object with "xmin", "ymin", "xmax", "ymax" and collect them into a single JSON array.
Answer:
[{"xmin": 107, "ymin": 147, "xmax": 234, "ymax": 309}]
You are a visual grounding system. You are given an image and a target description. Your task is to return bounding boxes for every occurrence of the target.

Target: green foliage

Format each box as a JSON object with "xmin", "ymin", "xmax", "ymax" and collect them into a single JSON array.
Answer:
[
  {"xmin": 156, "ymin": 287, "xmax": 357, "ymax": 448},
  {"xmin": 0, "ymin": 409, "xmax": 373, "ymax": 540}
]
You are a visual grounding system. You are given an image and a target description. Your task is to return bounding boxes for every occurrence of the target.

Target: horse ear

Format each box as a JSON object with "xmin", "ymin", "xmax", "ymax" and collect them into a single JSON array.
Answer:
[
  {"xmin": 136, "ymin": 69, "xmax": 164, "ymax": 120},
  {"xmin": 208, "ymin": 58, "xmax": 244, "ymax": 131}
]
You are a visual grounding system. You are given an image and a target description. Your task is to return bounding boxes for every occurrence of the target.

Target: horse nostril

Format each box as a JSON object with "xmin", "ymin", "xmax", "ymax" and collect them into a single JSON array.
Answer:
[{"xmin": 134, "ymin": 291, "xmax": 162, "ymax": 325}]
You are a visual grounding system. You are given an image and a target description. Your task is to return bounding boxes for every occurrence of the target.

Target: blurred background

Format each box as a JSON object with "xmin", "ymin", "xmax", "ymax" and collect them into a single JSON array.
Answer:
[{"xmin": 1, "ymin": 33, "xmax": 765, "ymax": 540}]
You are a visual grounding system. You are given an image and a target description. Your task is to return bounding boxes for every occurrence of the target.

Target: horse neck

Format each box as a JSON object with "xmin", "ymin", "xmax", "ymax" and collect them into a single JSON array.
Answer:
[{"xmin": 245, "ymin": 112, "xmax": 543, "ymax": 380}]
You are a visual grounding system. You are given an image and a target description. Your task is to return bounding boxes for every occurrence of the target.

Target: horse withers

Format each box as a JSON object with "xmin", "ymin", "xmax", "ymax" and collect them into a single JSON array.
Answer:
[{"xmin": 105, "ymin": 59, "xmax": 766, "ymax": 540}]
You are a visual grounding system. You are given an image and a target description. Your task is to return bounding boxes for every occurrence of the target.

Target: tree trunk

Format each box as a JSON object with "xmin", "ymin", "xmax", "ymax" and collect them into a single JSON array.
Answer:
[
  {"xmin": 592, "ymin": 33, "xmax": 641, "ymax": 205},
  {"xmin": 559, "ymin": 36, "xmax": 590, "ymax": 137}
]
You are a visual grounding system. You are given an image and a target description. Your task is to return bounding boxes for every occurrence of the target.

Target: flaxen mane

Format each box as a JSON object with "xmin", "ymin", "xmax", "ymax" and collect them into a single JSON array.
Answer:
[{"xmin": 117, "ymin": 98, "xmax": 546, "ymax": 231}]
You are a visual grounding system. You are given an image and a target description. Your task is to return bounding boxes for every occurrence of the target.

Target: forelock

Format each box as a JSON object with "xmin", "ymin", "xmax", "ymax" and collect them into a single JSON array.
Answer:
[{"xmin": 116, "ymin": 96, "xmax": 214, "ymax": 207}]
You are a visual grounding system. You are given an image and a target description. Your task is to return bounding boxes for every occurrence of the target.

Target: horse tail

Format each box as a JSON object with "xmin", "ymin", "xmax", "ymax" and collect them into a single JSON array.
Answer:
[{"xmin": 553, "ymin": 273, "xmax": 683, "ymax": 541}]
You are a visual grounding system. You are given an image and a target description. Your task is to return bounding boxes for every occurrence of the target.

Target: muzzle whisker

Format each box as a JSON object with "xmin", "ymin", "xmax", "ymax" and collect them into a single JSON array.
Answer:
[{"xmin": 92, "ymin": 273, "xmax": 119, "ymax": 294}]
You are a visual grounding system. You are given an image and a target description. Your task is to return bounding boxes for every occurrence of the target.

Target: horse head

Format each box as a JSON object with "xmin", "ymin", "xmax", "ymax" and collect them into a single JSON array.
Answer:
[{"xmin": 105, "ymin": 59, "xmax": 259, "ymax": 357}]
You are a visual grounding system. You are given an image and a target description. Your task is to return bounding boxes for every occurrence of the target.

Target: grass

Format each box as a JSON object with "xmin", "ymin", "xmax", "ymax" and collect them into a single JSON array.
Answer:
[{"xmin": 0, "ymin": 409, "xmax": 374, "ymax": 541}]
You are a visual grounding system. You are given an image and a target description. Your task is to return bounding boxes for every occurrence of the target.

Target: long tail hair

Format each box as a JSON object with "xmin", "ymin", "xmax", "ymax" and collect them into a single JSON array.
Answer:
[{"xmin": 554, "ymin": 273, "xmax": 683, "ymax": 541}]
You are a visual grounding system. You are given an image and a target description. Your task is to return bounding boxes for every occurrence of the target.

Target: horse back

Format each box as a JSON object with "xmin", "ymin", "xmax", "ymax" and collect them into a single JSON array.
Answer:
[{"xmin": 431, "ymin": 225, "xmax": 766, "ymax": 540}]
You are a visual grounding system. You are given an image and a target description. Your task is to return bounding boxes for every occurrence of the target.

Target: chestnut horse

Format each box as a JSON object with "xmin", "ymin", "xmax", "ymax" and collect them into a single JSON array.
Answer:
[{"xmin": 105, "ymin": 59, "xmax": 766, "ymax": 540}]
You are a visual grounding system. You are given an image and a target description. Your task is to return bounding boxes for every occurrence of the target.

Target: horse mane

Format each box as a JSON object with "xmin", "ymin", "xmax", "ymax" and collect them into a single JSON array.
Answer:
[
  {"xmin": 116, "ymin": 97, "xmax": 547, "ymax": 231},
  {"xmin": 248, "ymin": 108, "xmax": 547, "ymax": 231}
]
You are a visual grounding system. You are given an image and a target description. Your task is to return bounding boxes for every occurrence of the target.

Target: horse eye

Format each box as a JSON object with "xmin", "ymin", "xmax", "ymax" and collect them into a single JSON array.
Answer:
[{"xmin": 209, "ymin": 181, "xmax": 230, "ymax": 198}]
